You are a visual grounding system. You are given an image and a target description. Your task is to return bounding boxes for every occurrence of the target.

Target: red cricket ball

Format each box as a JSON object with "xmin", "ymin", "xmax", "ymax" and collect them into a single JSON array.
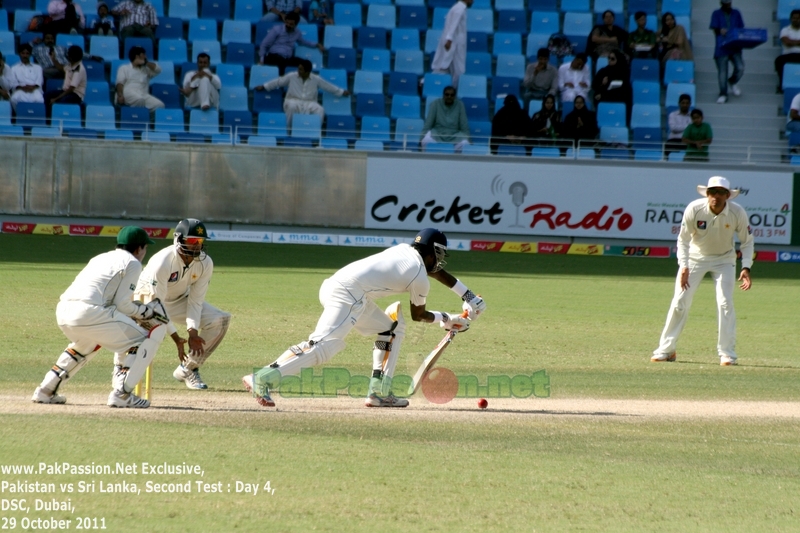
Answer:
[{"xmin": 477, "ymin": 398, "xmax": 488, "ymax": 409}]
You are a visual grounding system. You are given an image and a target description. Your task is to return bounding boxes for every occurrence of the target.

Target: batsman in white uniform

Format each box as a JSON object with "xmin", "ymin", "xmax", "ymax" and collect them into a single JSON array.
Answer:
[
  {"xmin": 32, "ymin": 227, "xmax": 169, "ymax": 408},
  {"xmin": 243, "ymin": 228, "xmax": 487, "ymax": 408},
  {"xmin": 652, "ymin": 176, "xmax": 754, "ymax": 366},
  {"xmin": 135, "ymin": 219, "xmax": 231, "ymax": 390}
]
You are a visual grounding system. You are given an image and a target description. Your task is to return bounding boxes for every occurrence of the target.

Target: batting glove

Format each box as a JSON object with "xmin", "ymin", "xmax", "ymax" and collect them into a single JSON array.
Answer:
[
  {"xmin": 461, "ymin": 291, "xmax": 486, "ymax": 319},
  {"xmin": 440, "ymin": 312, "xmax": 470, "ymax": 332}
]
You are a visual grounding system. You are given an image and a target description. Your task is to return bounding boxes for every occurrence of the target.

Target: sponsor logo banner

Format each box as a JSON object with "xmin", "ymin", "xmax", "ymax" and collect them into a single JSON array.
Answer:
[
  {"xmin": 470, "ymin": 241, "xmax": 503, "ymax": 252},
  {"xmin": 567, "ymin": 244, "xmax": 603, "ymax": 255},
  {"xmin": 2, "ymin": 222, "xmax": 35, "ymax": 234},
  {"xmin": 537, "ymin": 242, "xmax": 569, "ymax": 254},
  {"xmin": 32, "ymin": 224, "xmax": 66, "ymax": 235},
  {"xmin": 605, "ymin": 245, "xmax": 672, "ymax": 257},
  {"xmin": 499, "ymin": 242, "xmax": 537, "ymax": 253},
  {"xmin": 274, "ymin": 233, "xmax": 338, "ymax": 245},
  {"xmin": 778, "ymin": 251, "xmax": 800, "ymax": 263},
  {"xmin": 69, "ymin": 225, "xmax": 104, "ymax": 236},
  {"xmin": 209, "ymin": 230, "xmax": 272, "ymax": 243}
]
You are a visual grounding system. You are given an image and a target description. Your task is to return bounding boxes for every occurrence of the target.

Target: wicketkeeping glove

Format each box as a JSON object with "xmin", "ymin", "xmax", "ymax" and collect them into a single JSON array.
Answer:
[
  {"xmin": 440, "ymin": 312, "xmax": 470, "ymax": 332},
  {"xmin": 461, "ymin": 291, "xmax": 486, "ymax": 319},
  {"xmin": 134, "ymin": 298, "xmax": 170, "ymax": 329}
]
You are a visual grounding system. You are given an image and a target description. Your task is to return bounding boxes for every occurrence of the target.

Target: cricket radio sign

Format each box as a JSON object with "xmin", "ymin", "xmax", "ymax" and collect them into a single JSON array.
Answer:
[{"xmin": 364, "ymin": 157, "xmax": 793, "ymax": 244}]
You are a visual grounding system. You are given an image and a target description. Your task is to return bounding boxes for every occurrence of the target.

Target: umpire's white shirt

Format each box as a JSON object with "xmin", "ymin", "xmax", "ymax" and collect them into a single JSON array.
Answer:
[
  {"xmin": 677, "ymin": 199, "xmax": 754, "ymax": 269},
  {"xmin": 331, "ymin": 243, "xmax": 430, "ymax": 306},
  {"xmin": 136, "ymin": 246, "xmax": 214, "ymax": 335}
]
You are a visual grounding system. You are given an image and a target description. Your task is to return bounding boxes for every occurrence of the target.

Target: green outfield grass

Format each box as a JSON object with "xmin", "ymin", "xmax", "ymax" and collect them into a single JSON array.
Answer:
[{"xmin": 1, "ymin": 234, "xmax": 799, "ymax": 532}]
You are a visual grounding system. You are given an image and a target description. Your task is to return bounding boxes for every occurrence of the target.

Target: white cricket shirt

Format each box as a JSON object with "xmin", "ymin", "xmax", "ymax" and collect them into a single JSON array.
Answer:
[
  {"xmin": 677, "ymin": 198, "xmax": 754, "ymax": 269},
  {"xmin": 60, "ymin": 249, "xmax": 144, "ymax": 317}
]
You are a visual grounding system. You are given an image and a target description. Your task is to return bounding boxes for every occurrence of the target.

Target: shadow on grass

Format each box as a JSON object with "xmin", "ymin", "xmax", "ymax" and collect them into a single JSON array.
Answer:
[{"xmin": 676, "ymin": 361, "xmax": 800, "ymax": 370}]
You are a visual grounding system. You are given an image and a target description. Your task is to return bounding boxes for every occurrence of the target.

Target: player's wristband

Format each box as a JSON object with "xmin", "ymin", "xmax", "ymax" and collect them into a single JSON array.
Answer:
[
  {"xmin": 450, "ymin": 280, "xmax": 469, "ymax": 299},
  {"xmin": 431, "ymin": 311, "xmax": 447, "ymax": 323}
]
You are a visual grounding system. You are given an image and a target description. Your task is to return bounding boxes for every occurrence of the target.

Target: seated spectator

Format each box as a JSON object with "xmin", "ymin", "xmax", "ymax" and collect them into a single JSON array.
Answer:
[
  {"xmin": 91, "ymin": 2, "xmax": 116, "ymax": 36},
  {"xmin": 776, "ymin": 10, "xmax": 800, "ymax": 92},
  {"xmin": 658, "ymin": 12, "xmax": 693, "ymax": 63},
  {"xmin": 308, "ymin": 0, "xmax": 333, "ymax": 41},
  {"xmin": 262, "ymin": 0, "xmax": 307, "ymax": 23},
  {"xmin": 491, "ymin": 94, "xmax": 533, "ymax": 154},
  {"xmin": 592, "ymin": 49, "xmax": 632, "ymax": 123},
  {"xmin": 255, "ymin": 58, "xmax": 348, "ymax": 131},
  {"xmin": 10, "ymin": 44, "xmax": 44, "ymax": 112},
  {"xmin": 628, "ymin": 11, "xmax": 657, "ymax": 59},
  {"xmin": 44, "ymin": 45, "xmax": 85, "ymax": 115},
  {"xmin": 666, "ymin": 93, "xmax": 693, "ymax": 155},
  {"xmin": 421, "ymin": 85, "xmax": 470, "ymax": 152},
  {"xmin": 558, "ymin": 53, "xmax": 590, "ymax": 103},
  {"xmin": 0, "ymin": 52, "xmax": 12, "ymax": 102},
  {"xmin": 112, "ymin": 0, "xmax": 159, "ymax": 41},
  {"xmin": 32, "ymin": 33, "xmax": 68, "ymax": 81},
  {"xmin": 786, "ymin": 91, "xmax": 800, "ymax": 136},
  {"xmin": 259, "ymin": 12, "xmax": 324, "ymax": 75},
  {"xmin": 115, "ymin": 46, "xmax": 164, "ymax": 111},
  {"xmin": 181, "ymin": 53, "xmax": 221, "ymax": 111},
  {"xmin": 47, "ymin": 0, "xmax": 84, "ymax": 35},
  {"xmin": 560, "ymin": 95, "xmax": 598, "ymax": 146},
  {"xmin": 522, "ymin": 48, "xmax": 558, "ymax": 109},
  {"xmin": 530, "ymin": 94, "xmax": 562, "ymax": 142},
  {"xmin": 682, "ymin": 109, "xmax": 712, "ymax": 162},
  {"xmin": 587, "ymin": 10, "xmax": 628, "ymax": 60}
]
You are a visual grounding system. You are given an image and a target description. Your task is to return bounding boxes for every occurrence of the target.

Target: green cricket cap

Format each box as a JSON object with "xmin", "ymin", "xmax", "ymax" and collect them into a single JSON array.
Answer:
[{"xmin": 117, "ymin": 226, "xmax": 156, "ymax": 246}]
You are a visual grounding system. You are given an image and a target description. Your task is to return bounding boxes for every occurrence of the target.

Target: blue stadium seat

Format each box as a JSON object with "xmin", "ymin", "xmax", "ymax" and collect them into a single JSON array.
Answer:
[
  {"xmin": 119, "ymin": 107, "xmax": 150, "ymax": 132},
  {"xmin": 234, "ymin": 0, "xmax": 262, "ymax": 22},
  {"xmin": 189, "ymin": 109, "xmax": 219, "ymax": 134},
  {"xmin": 663, "ymin": 60, "xmax": 694, "ymax": 85},
  {"xmin": 319, "ymin": 138, "xmax": 348, "ymax": 150},
  {"xmin": 156, "ymin": 17, "xmax": 184, "ymax": 39},
  {"xmin": 257, "ymin": 112, "xmax": 287, "ymax": 138},
  {"xmin": 630, "ymin": 104, "xmax": 660, "ymax": 129},
  {"xmin": 249, "ymin": 65, "xmax": 281, "ymax": 88},
  {"xmin": 560, "ymin": 0, "xmax": 589, "ymax": 11},
  {"xmin": 600, "ymin": 126, "xmax": 629, "ymax": 144},
  {"xmin": 493, "ymin": 32, "xmax": 522, "ymax": 56},
  {"xmin": 661, "ymin": 0, "xmax": 691, "ymax": 16},
  {"xmin": 0, "ymin": 10, "xmax": 6, "ymax": 31},
  {"xmin": 191, "ymin": 40, "xmax": 221, "ymax": 64},
  {"xmin": 171, "ymin": 132, "xmax": 203, "ymax": 143},
  {"xmin": 668, "ymin": 151, "xmax": 685, "ymax": 162},
  {"xmin": 779, "ymin": 0, "xmax": 800, "ymax": 22},
  {"xmin": 357, "ymin": 27, "xmax": 387, "ymax": 49},
  {"xmin": 628, "ymin": 14, "xmax": 656, "ymax": 32},
  {"xmin": 390, "ymin": 94, "xmax": 420, "ymax": 119},
  {"xmin": 630, "ymin": 59, "xmax": 659, "ymax": 82},
  {"xmin": 497, "ymin": 10, "xmax": 527, "ymax": 34},
  {"xmin": 50, "ymin": 104, "xmax": 82, "ymax": 129},
  {"xmin": 355, "ymin": 139, "xmax": 384, "ymax": 151},
  {"xmin": 246, "ymin": 134, "xmax": 276, "ymax": 146},
  {"xmin": 150, "ymin": 62, "xmax": 176, "ymax": 84},
  {"xmin": 217, "ymin": 64, "xmax": 245, "ymax": 87},
  {"xmin": 292, "ymin": 113, "xmax": 322, "ymax": 139},
  {"xmin": 469, "ymin": 120, "xmax": 491, "ymax": 144},
  {"xmin": 532, "ymin": 147, "xmax": 561, "ymax": 158},
  {"xmin": 333, "ymin": 3, "xmax": 362, "ymax": 28},
  {"xmin": 325, "ymin": 114, "xmax": 356, "ymax": 140},
  {"xmin": 219, "ymin": 86, "xmax": 249, "ymax": 111},
  {"xmin": 632, "ymin": 127, "xmax": 662, "ymax": 150},
  {"xmin": 391, "ymin": 28, "xmax": 420, "ymax": 51},
  {"xmin": 366, "ymin": 4, "xmax": 395, "ymax": 29},
  {"xmin": 467, "ymin": 32, "xmax": 489, "ymax": 53},
  {"xmin": 142, "ymin": 131, "xmax": 171, "ymax": 142},
  {"xmin": 398, "ymin": 5, "xmax": 427, "ymax": 30},
  {"xmin": 84, "ymin": 82, "xmax": 111, "ymax": 105},
  {"xmin": 495, "ymin": 54, "xmax": 525, "ymax": 78},
  {"xmin": 159, "ymin": 39, "xmax": 188, "ymax": 63},
  {"xmin": 395, "ymin": 0, "xmax": 424, "ymax": 6},
  {"xmin": 297, "ymin": 23, "xmax": 318, "ymax": 45},
  {"xmin": 319, "ymin": 68, "xmax": 348, "ymax": 88},
  {"xmin": 597, "ymin": 102, "xmax": 627, "ymax": 128},
  {"xmin": 16, "ymin": 102, "xmax": 46, "ymax": 128},
  {"xmin": 0, "ymin": 101, "xmax": 11, "ymax": 125},
  {"xmin": 2, "ymin": 0, "xmax": 29, "ymax": 13},
  {"xmin": 82, "ymin": 59, "xmax": 105, "ymax": 81},
  {"xmin": 150, "ymin": 83, "xmax": 182, "ymax": 108},
  {"xmin": 595, "ymin": 0, "xmax": 623, "ymax": 12},
  {"xmin": 221, "ymin": 20, "xmax": 252, "ymax": 44},
  {"xmin": 628, "ymin": 0, "xmax": 657, "ymax": 14},
  {"xmin": 394, "ymin": 49, "xmax": 423, "ymax": 75},
  {"xmin": 529, "ymin": 11, "xmax": 559, "ymax": 35},
  {"xmin": 327, "ymin": 47, "xmax": 357, "ymax": 72},
  {"xmin": 600, "ymin": 148, "xmax": 630, "ymax": 160},
  {"xmin": 321, "ymin": 93, "xmax": 351, "ymax": 116},
  {"xmin": 223, "ymin": 110, "xmax": 254, "ymax": 137},
  {"xmin": 90, "ymin": 35, "xmax": 120, "ymax": 62},
  {"xmin": 783, "ymin": 65, "xmax": 800, "ymax": 90},
  {"xmin": 105, "ymin": 130, "xmax": 135, "ymax": 141},
  {"xmin": 467, "ymin": 9, "xmax": 493, "ymax": 34},
  {"xmin": 394, "ymin": 117, "xmax": 423, "ymax": 145},
  {"xmin": 466, "ymin": 52, "xmax": 493, "ymax": 77},
  {"xmin": 425, "ymin": 29, "xmax": 442, "ymax": 54},
  {"xmin": 13, "ymin": 10, "xmax": 36, "ymax": 33},
  {"xmin": 360, "ymin": 115, "xmax": 391, "ymax": 141},
  {"xmin": 56, "ymin": 33, "xmax": 84, "ymax": 50},
  {"xmin": 31, "ymin": 126, "xmax": 61, "ymax": 137},
  {"xmin": 462, "ymin": 97, "xmax": 489, "ymax": 121},
  {"xmin": 202, "ymin": 0, "xmax": 231, "ymax": 21},
  {"xmin": 324, "ymin": 25, "xmax": 353, "ymax": 49},
  {"xmin": 188, "ymin": 18, "xmax": 216, "ymax": 41},
  {"xmin": 526, "ymin": 32, "xmax": 551, "ymax": 59},
  {"xmin": 632, "ymin": 81, "xmax": 659, "ymax": 104},
  {"xmin": 457, "ymin": 75, "xmax": 487, "ymax": 98},
  {"xmin": 665, "ymin": 82, "xmax": 696, "ymax": 108},
  {"xmin": 353, "ymin": 70, "xmax": 383, "ymax": 94},
  {"xmin": 563, "ymin": 12, "xmax": 593, "ymax": 53},
  {"xmin": 528, "ymin": 99, "xmax": 542, "ymax": 116},
  {"xmin": 355, "ymin": 93, "xmax": 385, "ymax": 117},
  {"xmin": 491, "ymin": 76, "xmax": 521, "ymax": 100},
  {"xmin": 566, "ymin": 147, "xmax": 597, "ymax": 159},
  {"xmin": 84, "ymin": 105, "xmax": 116, "ymax": 131},
  {"xmin": 255, "ymin": 20, "xmax": 277, "ymax": 44},
  {"xmin": 495, "ymin": 0, "xmax": 524, "ymax": 9},
  {"xmin": 361, "ymin": 48, "xmax": 391, "ymax": 73},
  {"xmin": 461, "ymin": 144, "xmax": 490, "ymax": 155},
  {"xmin": 497, "ymin": 145, "xmax": 527, "ymax": 156},
  {"xmin": 253, "ymin": 90, "xmax": 283, "ymax": 113},
  {"xmin": 422, "ymin": 73, "xmax": 452, "ymax": 98},
  {"xmin": 388, "ymin": 72, "xmax": 419, "ymax": 96},
  {"xmin": 634, "ymin": 150, "xmax": 662, "ymax": 161},
  {"xmin": 210, "ymin": 132, "xmax": 232, "ymax": 143}
]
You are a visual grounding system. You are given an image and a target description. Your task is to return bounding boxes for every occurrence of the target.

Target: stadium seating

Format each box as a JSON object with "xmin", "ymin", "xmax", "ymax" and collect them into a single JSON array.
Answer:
[
  {"xmin": 597, "ymin": 103, "xmax": 627, "ymax": 128},
  {"xmin": 391, "ymin": 28, "xmax": 420, "ymax": 51},
  {"xmin": 354, "ymin": 70, "xmax": 384, "ymax": 94},
  {"xmin": 388, "ymin": 72, "xmax": 419, "ymax": 96},
  {"xmin": 51, "ymin": 104, "xmax": 82, "ymax": 129},
  {"xmin": 630, "ymin": 104, "xmax": 661, "ymax": 129},
  {"xmin": 361, "ymin": 48, "xmax": 391, "ymax": 73},
  {"xmin": 357, "ymin": 27, "xmax": 387, "ymax": 49},
  {"xmin": 154, "ymin": 108, "xmax": 186, "ymax": 133},
  {"xmin": 530, "ymin": 11, "xmax": 559, "ymax": 35},
  {"xmin": 390, "ymin": 94, "xmax": 421, "ymax": 119},
  {"xmin": 394, "ymin": 49, "xmax": 424, "ymax": 75},
  {"xmin": 663, "ymin": 60, "xmax": 695, "ymax": 85},
  {"xmin": 189, "ymin": 109, "xmax": 220, "ymax": 135},
  {"xmin": 360, "ymin": 116, "xmax": 390, "ymax": 141},
  {"xmin": 333, "ymin": 4, "xmax": 362, "ymax": 28},
  {"xmin": 221, "ymin": 20, "xmax": 252, "ymax": 44},
  {"xmin": 367, "ymin": 4, "xmax": 396, "ymax": 29},
  {"xmin": 84, "ymin": 105, "xmax": 116, "ymax": 131},
  {"xmin": 466, "ymin": 52, "xmax": 493, "ymax": 77}
]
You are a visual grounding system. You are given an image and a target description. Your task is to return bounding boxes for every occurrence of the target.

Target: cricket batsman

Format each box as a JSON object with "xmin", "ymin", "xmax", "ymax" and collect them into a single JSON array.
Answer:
[
  {"xmin": 135, "ymin": 218, "xmax": 231, "ymax": 390},
  {"xmin": 243, "ymin": 228, "xmax": 487, "ymax": 408}
]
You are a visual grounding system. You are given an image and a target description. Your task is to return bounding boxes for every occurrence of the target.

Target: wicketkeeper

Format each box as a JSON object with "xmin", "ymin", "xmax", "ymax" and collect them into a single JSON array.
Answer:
[
  {"xmin": 135, "ymin": 219, "xmax": 231, "ymax": 390},
  {"xmin": 32, "ymin": 227, "xmax": 169, "ymax": 408},
  {"xmin": 243, "ymin": 228, "xmax": 487, "ymax": 408}
]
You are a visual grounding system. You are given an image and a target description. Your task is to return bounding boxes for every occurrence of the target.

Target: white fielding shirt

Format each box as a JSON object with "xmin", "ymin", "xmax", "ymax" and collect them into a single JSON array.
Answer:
[
  {"xmin": 331, "ymin": 243, "xmax": 430, "ymax": 306},
  {"xmin": 136, "ymin": 246, "xmax": 214, "ymax": 335},
  {"xmin": 677, "ymin": 198, "xmax": 754, "ymax": 269}
]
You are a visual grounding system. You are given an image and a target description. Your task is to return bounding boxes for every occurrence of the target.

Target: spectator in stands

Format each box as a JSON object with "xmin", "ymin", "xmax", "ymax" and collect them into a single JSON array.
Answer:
[
  {"xmin": 262, "ymin": 0, "xmax": 306, "ymax": 23},
  {"xmin": 776, "ymin": 10, "xmax": 800, "ymax": 92},
  {"xmin": 308, "ymin": 0, "xmax": 333, "ymax": 41},
  {"xmin": 666, "ymin": 93, "xmax": 692, "ymax": 155},
  {"xmin": 31, "ymin": 33, "xmax": 68, "ymax": 81},
  {"xmin": 628, "ymin": 11, "xmax": 657, "ymax": 60},
  {"xmin": 557, "ymin": 53, "xmax": 590, "ymax": 103},
  {"xmin": 255, "ymin": 58, "xmax": 348, "ymax": 132},
  {"xmin": 658, "ymin": 12, "xmax": 693, "ymax": 63},
  {"xmin": 682, "ymin": 109, "xmax": 713, "ymax": 161},
  {"xmin": 431, "ymin": 0, "xmax": 473, "ymax": 89},
  {"xmin": 710, "ymin": 0, "xmax": 744, "ymax": 104},
  {"xmin": 44, "ymin": 45, "xmax": 85, "ymax": 115},
  {"xmin": 9, "ymin": 44, "xmax": 44, "ymax": 112},
  {"xmin": 259, "ymin": 12, "xmax": 324, "ymax": 75},
  {"xmin": 0, "ymin": 52, "xmax": 13, "ymax": 102},
  {"xmin": 592, "ymin": 49, "xmax": 632, "ymax": 124},
  {"xmin": 91, "ymin": 2, "xmax": 116, "ymax": 36},
  {"xmin": 112, "ymin": 0, "xmax": 159, "ymax": 41},
  {"xmin": 421, "ymin": 85, "xmax": 470, "ymax": 152},
  {"xmin": 530, "ymin": 94, "xmax": 561, "ymax": 143},
  {"xmin": 587, "ymin": 10, "xmax": 628, "ymax": 60},
  {"xmin": 560, "ymin": 95, "xmax": 598, "ymax": 147},
  {"xmin": 522, "ymin": 48, "xmax": 558, "ymax": 110},
  {"xmin": 785, "ymin": 91, "xmax": 800, "ymax": 135},
  {"xmin": 491, "ymin": 94, "xmax": 533, "ymax": 154},
  {"xmin": 181, "ymin": 53, "xmax": 221, "ymax": 111},
  {"xmin": 115, "ymin": 46, "xmax": 164, "ymax": 111},
  {"xmin": 47, "ymin": 0, "xmax": 84, "ymax": 35}
]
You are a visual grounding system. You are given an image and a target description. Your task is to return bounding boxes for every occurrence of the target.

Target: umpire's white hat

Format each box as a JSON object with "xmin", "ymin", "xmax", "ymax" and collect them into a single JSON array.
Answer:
[{"xmin": 697, "ymin": 176, "xmax": 739, "ymax": 199}]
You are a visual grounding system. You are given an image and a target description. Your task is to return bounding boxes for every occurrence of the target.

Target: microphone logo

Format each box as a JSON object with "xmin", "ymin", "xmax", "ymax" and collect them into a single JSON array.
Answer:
[{"xmin": 509, "ymin": 181, "xmax": 528, "ymax": 227}]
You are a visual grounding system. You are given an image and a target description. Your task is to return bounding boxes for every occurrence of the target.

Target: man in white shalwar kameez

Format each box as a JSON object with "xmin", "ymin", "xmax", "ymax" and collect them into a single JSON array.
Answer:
[
  {"xmin": 431, "ymin": 0, "xmax": 473, "ymax": 89},
  {"xmin": 10, "ymin": 44, "xmax": 44, "ymax": 111}
]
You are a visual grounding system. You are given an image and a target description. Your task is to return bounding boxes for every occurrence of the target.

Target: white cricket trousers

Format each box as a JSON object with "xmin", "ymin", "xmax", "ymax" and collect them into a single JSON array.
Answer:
[
  {"xmin": 56, "ymin": 301, "xmax": 149, "ymax": 355},
  {"xmin": 163, "ymin": 298, "xmax": 231, "ymax": 367},
  {"xmin": 311, "ymin": 278, "xmax": 397, "ymax": 344},
  {"xmin": 655, "ymin": 259, "xmax": 738, "ymax": 359}
]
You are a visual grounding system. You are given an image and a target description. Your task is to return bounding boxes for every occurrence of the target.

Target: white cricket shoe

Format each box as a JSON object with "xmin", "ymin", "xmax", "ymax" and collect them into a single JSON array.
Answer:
[
  {"xmin": 716, "ymin": 95, "xmax": 727, "ymax": 104},
  {"xmin": 650, "ymin": 352, "xmax": 676, "ymax": 362},
  {"xmin": 173, "ymin": 364, "xmax": 208, "ymax": 389},
  {"xmin": 720, "ymin": 355, "xmax": 738, "ymax": 366},
  {"xmin": 365, "ymin": 393, "xmax": 409, "ymax": 408},
  {"xmin": 31, "ymin": 387, "xmax": 66, "ymax": 404},
  {"xmin": 107, "ymin": 390, "xmax": 150, "ymax": 408},
  {"xmin": 730, "ymin": 83, "xmax": 741, "ymax": 96},
  {"xmin": 242, "ymin": 374, "xmax": 275, "ymax": 407}
]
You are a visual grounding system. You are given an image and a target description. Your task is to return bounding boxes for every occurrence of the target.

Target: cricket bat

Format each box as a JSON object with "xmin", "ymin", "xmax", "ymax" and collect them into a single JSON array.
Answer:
[{"xmin": 408, "ymin": 311, "xmax": 468, "ymax": 395}]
